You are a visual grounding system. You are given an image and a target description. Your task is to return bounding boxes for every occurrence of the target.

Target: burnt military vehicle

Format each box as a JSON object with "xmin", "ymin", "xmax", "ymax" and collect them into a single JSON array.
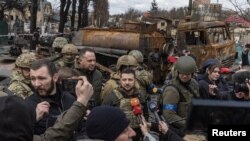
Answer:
[{"xmin": 176, "ymin": 20, "xmax": 236, "ymax": 68}]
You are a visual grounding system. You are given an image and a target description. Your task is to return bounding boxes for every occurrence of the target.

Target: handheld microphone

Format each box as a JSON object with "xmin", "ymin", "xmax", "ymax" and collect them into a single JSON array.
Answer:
[
  {"xmin": 148, "ymin": 83, "xmax": 163, "ymax": 94},
  {"xmin": 148, "ymin": 101, "xmax": 162, "ymax": 122},
  {"xmin": 130, "ymin": 98, "xmax": 140, "ymax": 107},
  {"xmin": 132, "ymin": 105, "xmax": 143, "ymax": 124}
]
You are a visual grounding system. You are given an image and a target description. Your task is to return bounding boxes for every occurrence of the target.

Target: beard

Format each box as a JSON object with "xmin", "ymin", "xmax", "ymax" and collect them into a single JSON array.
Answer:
[
  {"xmin": 122, "ymin": 85, "xmax": 133, "ymax": 93},
  {"xmin": 35, "ymin": 80, "xmax": 55, "ymax": 97}
]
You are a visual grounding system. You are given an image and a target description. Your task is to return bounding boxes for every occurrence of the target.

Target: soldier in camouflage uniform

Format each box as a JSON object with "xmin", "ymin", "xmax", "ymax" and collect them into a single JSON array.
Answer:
[
  {"xmin": 55, "ymin": 44, "xmax": 78, "ymax": 69},
  {"xmin": 128, "ymin": 50, "xmax": 153, "ymax": 91},
  {"xmin": 101, "ymin": 55, "xmax": 140, "ymax": 101},
  {"xmin": 102, "ymin": 68, "xmax": 144, "ymax": 140},
  {"xmin": 8, "ymin": 52, "xmax": 37, "ymax": 99},
  {"xmin": 52, "ymin": 37, "xmax": 68, "ymax": 53},
  {"xmin": 162, "ymin": 56, "xmax": 200, "ymax": 136}
]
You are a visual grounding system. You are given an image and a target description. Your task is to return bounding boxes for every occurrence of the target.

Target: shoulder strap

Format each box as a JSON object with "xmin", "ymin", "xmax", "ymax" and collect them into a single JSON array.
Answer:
[
  {"xmin": 162, "ymin": 80, "xmax": 186, "ymax": 102},
  {"xmin": 17, "ymin": 81, "xmax": 32, "ymax": 92},
  {"xmin": 113, "ymin": 89, "xmax": 124, "ymax": 100}
]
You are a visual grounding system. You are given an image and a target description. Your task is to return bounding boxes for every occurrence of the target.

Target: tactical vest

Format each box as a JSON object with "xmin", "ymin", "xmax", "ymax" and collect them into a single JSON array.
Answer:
[
  {"xmin": 162, "ymin": 78, "xmax": 199, "ymax": 117},
  {"xmin": 113, "ymin": 89, "xmax": 140, "ymax": 128}
]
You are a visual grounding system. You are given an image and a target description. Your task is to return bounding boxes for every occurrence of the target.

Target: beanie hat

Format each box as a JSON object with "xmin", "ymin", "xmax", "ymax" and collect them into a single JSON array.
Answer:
[
  {"xmin": 201, "ymin": 59, "xmax": 219, "ymax": 71},
  {"xmin": 0, "ymin": 96, "xmax": 35, "ymax": 141},
  {"xmin": 86, "ymin": 106, "xmax": 130, "ymax": 141}
]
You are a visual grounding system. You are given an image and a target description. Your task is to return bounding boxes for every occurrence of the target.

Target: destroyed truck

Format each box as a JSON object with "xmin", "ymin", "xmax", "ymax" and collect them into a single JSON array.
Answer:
[{"xmin": 176, "ymin": 20, "xmax": 236, "ymax": 68}]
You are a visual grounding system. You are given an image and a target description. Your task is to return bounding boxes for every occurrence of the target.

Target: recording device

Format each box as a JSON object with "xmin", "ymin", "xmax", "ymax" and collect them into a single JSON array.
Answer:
[
  {"xmin": 148, "ymin": 83, "xmax": 163, "ymax": 94},
  {"xmin": 61, "ymin": 78, "xmax": 79, "ymax": 97},
  {"xmin": 132, "ymin": 105, "xmax": 143, "ymax": 125},
  {"xmin": 148, "ymin": 101, "xmax": 162, "ymax": 122},
  {"xmin": 131, "ymin": 98, "xmax": 143, "ymax": 125},
  {"xmin": 187, "ymin": 99, "xmax": 250, "ymax": 131},
  {"xmin": 234, "ymin": 78, "xmax": 249, "ymax": 94}
]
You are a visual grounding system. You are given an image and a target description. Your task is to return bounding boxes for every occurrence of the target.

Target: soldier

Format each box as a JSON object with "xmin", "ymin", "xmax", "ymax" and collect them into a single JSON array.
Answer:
[
  {"xmin": 162, "ymin": 56, "xmax": 199, "ymax": 136},
  {"xmin": 8, "ymin": 52, "xmax": 37, "ymax": 99},
  {"xmin": 75, "ymin": 48, "xmax": 103, "ymax": 106},
  {"xmin": 101, "ymin": 55, "xmax": 139, "ymax": 101},
  {"xmin": 102, "ymin": 68, "xmax": 145, "ymax": 140},
  {"xmin": 55, "ymin": 44, "xmax": 78, "ymax": 69},
  {"xmin": 128, "ymin": 50, "xmax": 153, "ymax": 89},
  {"xmin": 52, "ymin": 37, "xmax": 68, "ymax": 54}
]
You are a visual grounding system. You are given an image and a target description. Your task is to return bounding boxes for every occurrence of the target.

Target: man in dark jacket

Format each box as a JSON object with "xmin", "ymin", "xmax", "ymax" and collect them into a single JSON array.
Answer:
[
  {"xmin": 0, "ymin": 76, "xmax": 94, "ymax": 141},
  {"xmin": 75, "ymin": 48, "xmax": 103, "ymax": 106},
  {"xmin": 26, "ymin": 58, "xmax": 75, "ymax": 135}
]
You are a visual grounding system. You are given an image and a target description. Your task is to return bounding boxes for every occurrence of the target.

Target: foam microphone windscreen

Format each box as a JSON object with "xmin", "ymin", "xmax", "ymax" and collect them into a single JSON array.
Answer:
[{"xmin": 133, "ymin": 105, "xmax": 142, "ymax": 115}]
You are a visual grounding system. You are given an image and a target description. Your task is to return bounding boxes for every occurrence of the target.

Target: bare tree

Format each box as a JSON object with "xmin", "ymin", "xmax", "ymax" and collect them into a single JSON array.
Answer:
[
  {"xmin": 78, "ymin": 0, "xmax": 90, "ymax": 29},
  {"xmin": 150, "ymin": 0, "xmax": 158, "ymax": 15},
  {"xmin": 30, "ymin": 0, "xmax": 38, "ymax": 50},
  {"xmin": 0, "ymin": 0, "xmax": 24, "ymax": 21},
  {"xmin": 123, "ymin": 8, "xmax": 142, "ymax": 21},
  {"xmin": 228, "ymin": 0, "xmax": 250, "ymax": 20},
  {"xmin": 71, "ymin": 0, "xmax": 76, "ymax": 30},
  {"xmin": 59, "ymin": 0, "xmax": 72, "ymax": 33},
  {"xmin": 92, "ymin": 0, "xmax": 109, "ymax": 27}
]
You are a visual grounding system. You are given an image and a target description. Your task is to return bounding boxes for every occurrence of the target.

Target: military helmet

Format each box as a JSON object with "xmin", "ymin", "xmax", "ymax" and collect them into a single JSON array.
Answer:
[
  {"xmin": 128, "ymin": 50, "xmax": 144, "ymax": 63},
  {"xmin": 52, "ymin": 37, "xmax": 68, "ymax": 48},
  {"xmin": 15, "ymin": 52, "xmax": 37, "ymax": 68},
  {"xmin": 175, "ymin": 56, "xmax": 196, "ymax": 74},
  {"xmin": 61, "ymin": 44, "xmax": 78, "ymax": 54},
  {"xmin": 116, "ymin": 55, "xmax": 138, "ymax": 70}
]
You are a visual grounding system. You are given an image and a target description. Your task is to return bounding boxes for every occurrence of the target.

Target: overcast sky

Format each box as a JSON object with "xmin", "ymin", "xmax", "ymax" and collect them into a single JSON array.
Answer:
[{"xmin": 48, "ymin": 0, "xmax": 247, "ymax": 15}]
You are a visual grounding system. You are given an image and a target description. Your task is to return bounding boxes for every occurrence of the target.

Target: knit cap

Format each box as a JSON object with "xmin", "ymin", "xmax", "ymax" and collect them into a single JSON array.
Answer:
[{"xmin": 86, "ymin": 106, "xmax": 130, "ymax": 141}]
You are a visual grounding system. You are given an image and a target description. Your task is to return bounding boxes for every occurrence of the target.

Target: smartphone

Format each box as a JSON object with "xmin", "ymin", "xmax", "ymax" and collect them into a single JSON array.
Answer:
[{"xmin": 61, "ymin": 79, "xmax": 79, "ymax": 97}]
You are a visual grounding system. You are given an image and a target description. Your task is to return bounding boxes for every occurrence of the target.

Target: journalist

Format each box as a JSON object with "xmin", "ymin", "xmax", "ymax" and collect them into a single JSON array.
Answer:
[{"xmin": 227, "ymin": 70, "xmax": 250, "ymax": 101}]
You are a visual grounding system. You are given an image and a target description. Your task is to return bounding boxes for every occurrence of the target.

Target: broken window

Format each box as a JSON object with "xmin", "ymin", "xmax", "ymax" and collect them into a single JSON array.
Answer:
[
  {"xmin": 185, "ymin": 31, "xmax": 207, "ymax": 45},
  {"xmin": 208, "ymin": 27, "xmax": 229, "ymax": 44}
]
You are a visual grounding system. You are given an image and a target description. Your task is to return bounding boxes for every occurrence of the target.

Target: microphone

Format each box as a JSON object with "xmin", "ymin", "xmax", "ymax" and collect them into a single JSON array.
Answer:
[
  {"xmin": 131, "ymin": 98, "xmax": 143, "ymax": 125},
  {"xmin": 132, "ymin": 105, "xmax": 143, "ymax": 124},
  {"xmin": 148, "ymin": 83, "xmax": 163, "ymax": 94},
  {"xmin": 130, "ymin": 98, "xmax": 140, "ymax": 107},
  {"xmin": 148, "ymin": 101, "xmax": 162, "ymax": 122}
]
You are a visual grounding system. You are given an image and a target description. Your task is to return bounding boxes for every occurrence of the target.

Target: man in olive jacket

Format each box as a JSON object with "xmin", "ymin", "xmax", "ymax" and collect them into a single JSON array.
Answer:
[{"xmin": 75, "ymin": 48, "xmax": 103, "ymax": 106}]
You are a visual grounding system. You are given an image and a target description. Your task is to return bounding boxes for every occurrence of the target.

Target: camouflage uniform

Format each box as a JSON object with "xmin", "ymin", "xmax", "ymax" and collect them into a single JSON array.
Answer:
[
  {"xmin": 129, "ymin": 50, "xmax": 153, "ymax": 90},
  {"xmin": 101, "ymin": 55, "xmax": 139, "ymax": 101},
  {"xmin": 52, "ymin": 37, "xmax": 68, "ymax": 54},
  {"xmin": 55, "ymin": 44, "xmax": 78, "ymax": 69},
  {"xmin": 102, "ymin": 86, "xmax": 143, "ymax": 129},
  {"xmin": 162, "ymin": 56, "xmax": 200, "ymax": 129},
  {"xmin": 8, "ymin": 52, "xmax": 36, "ymax": 99},
  {"xmin": 8, "ymin": 71, "xmax": 33, "ymax": 99}
]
